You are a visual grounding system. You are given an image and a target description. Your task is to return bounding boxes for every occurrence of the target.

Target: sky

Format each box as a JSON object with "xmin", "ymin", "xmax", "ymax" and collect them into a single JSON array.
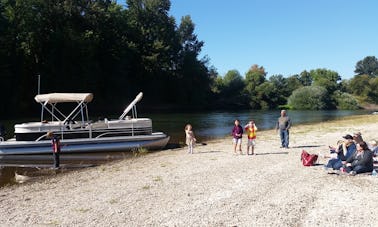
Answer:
[{"xmin": 169, "ymin": 0, "xmax": 378, "ymax": 79}]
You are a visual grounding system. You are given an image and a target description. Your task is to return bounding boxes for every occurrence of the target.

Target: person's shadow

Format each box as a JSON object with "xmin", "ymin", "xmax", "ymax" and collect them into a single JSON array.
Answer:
[
  {"xmin": 255, "ymin": 151, "xmax": 289, "ymax": 155},
  {"xmin": 291, "ymin": 145, "xmax": 324, "ymax": 148}
]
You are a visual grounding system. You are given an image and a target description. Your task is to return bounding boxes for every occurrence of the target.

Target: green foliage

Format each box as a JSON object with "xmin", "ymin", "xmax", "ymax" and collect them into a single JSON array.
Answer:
[
  {"xmin": 346, "ymin": 74, "xmax": 378, "ymax": 104},
  {"xmin": 288, "ymin": 86, "xmax": 331, "ymax": 110},
  {"xmin": 0, "ymin": 0, "xmax": 376, "ymax": 115},
  {"xmin": 286, "ymin": 74, "xmax": 303, "ymax": 93},
  {"xmin": 299, "ymin": 71, "xmax": 313, "ymax": 86},
  {"xmin": 354, "ymin": 56, "xmax": 378, "ymax": 76},
  {"xmin": 244, "ymin": 64, "xmax": 267, "ymax": 109},
  {"xmin": 212, "ymin": 70, "xmax": 246, "ymax": 108},
  {"xmin": 367, "ymin": 77, "xmax": 378, "ymax": 104},
  {"xmin": 309, "ymin": 68, "xmax": 341, "ymax": 94},
  {"xmin": 254, "ymin": 75, "xmax": 288, "ymax": 109},
  {"xmin": 332, "ymin": 91, "xmax": 359, "ymax": 110},
  {"xmin": 174, "ymin": 15, "xmax": 212, "ymax": 105},
  {"xmin": 0, "ymin": 0, "xmax": 215, "ymax": 117},
  {"xmin": 347, "ymin": 74, "xmax": 371, "ymax": 97}
]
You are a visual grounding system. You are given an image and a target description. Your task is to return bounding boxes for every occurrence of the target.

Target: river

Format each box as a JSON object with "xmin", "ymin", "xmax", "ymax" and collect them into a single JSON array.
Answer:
[
  {"xmin": 148, "ymin": 109, "xmax": 371, "ymax": 144},
  {"xmin": 0, "ymin": 109, "xmax": 372, "ymax": 187}
]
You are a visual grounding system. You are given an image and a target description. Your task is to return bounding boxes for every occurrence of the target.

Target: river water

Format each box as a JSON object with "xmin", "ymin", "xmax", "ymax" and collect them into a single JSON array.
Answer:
[
  {"xmin": 0, "ymin": 109, "xmax": 372, "ymax": 187},
  {"xmin": 149, "ymin": 109, "xmax": 371, "ymax": 144}
]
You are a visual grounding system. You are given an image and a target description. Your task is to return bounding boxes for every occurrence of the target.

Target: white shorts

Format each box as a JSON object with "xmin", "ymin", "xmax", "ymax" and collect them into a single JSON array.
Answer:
[
  {"xmin": 233, "ymin": 138, "xmax": 242, "ymax": 145},
  {"xmin": 247, "ymin": 139, "xmax": 256, "ymax": 146}
]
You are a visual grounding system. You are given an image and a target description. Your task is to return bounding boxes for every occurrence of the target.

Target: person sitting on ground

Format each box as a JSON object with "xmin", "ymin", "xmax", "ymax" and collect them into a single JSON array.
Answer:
[
  {"xmin": 324, "ymin": 140, "xmax": 344, "ymax": 158},
  {"xmin": 342, "ymin": 141, "xmax": 374, "ymax": 175},
  {"xmin": 353, "ymin": 132, "xmax": 364, "ymax": 144},
  {"xmin": 369, "ymin": 140, "xmax": 378, "ymax": 162},
  {"xmin": 324, "ymin": 134, "xmax": 356, "ymax": 170}
]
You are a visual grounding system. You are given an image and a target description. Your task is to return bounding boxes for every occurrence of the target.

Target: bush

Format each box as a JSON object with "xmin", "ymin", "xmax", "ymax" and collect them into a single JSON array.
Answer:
[
  {"xmin": 333, "ymin": 91, "xmax": 360, "ymax": 110},
  {"xmin": 288, "ymin": 86, "xmax": 331, "ymax": 110}
]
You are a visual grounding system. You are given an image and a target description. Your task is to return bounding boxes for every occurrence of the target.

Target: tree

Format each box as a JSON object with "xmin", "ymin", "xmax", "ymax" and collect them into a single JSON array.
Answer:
[
  {"xmin": 177, "ymin": 15, "xmax": 203, "ymax": 55},
  {"xmin": 223, "ymin": 70, "xmax": 244, "ymax": 93},
  {"xmin": 310, "ymin": 68, "xmax": 341, "ymax": 94},
  {"xmin": 299, "ymin": 70, "xmax": 312, "ymax": 86},
  {"xmin": 332, "ymin": 91, "xmax": 359, "ymax": 110},
  {"xmin": 354, "ymin": 56, "xmax": 378, "ymax": 76},
  {"xmin": 126, "ymin": 0, "xmax": 179, "ymax": 99},
  {"xmin": 286, "ymin": 74, "xmax": 303, "ymax": 94},
  {"xmin": 174, "ymin": 15, "xmax": 211, "ymax": 105},
  {"xmin": 288, "ymin": 86, "xmax": 332, "ymax": 110},
  {"xmin": 244, "ymin": 64, "xmax": 267, "ymax": 108},
  {"xmin": 367, "ymin": 77, "xmax": 378, "ymax": 104},
  {"xmin": 347, "ymin": 74, "xmax": 371, "ymax": 97},
  {"xmin": 215, "ymin": 70, "xmax": 246, "ymax": 107},
  {"xmin": 0, "ymin": 1, "xmax": 14, "ymax": 116},
  {"xmin": 255, "ymin": 81, "xmax": 278, "ymax": 109},
  {"xmin": 255, "ymin": 75, "xmax": 290, "ymax": 109}
]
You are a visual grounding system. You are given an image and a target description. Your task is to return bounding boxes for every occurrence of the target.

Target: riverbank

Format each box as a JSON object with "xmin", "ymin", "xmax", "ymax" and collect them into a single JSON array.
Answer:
[{"xmin": 1, "ymin": 115, "xmax": 378, "ymax": 226}]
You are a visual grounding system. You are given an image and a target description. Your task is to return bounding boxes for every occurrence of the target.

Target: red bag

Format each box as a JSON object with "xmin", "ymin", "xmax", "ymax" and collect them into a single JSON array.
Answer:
[{"xmin": 301, "ymin": 150, "xmax": 318, "ymax": 166}]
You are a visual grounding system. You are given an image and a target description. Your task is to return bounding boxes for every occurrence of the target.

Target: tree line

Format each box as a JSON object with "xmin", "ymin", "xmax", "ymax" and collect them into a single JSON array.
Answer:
[
  {"xmin": 0, "ymin": 0, "xmax": 377, "ymax": 119},
  {"xmin": 0, "ymin": 0, "xmax": 214, "ymax": 117},
  {"xmin": 214, "ymin": 58, "xmax": 378, "ymax": 110}
]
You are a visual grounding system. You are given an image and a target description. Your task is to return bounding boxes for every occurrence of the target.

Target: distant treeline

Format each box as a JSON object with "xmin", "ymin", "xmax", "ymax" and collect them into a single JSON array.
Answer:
[{"xmin": 0, "ymin": 0, "xmax": 377, "ymax": 119}]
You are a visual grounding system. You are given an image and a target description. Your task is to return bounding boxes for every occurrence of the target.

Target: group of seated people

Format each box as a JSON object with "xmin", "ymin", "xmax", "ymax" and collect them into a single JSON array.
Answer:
[{"xmin": 322, "ymin": 132, "xmax": 378, "ymax": 175}]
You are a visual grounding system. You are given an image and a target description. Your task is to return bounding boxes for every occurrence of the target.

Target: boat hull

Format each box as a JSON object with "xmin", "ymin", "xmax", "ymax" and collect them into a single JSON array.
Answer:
[{"xmin": 0, "ymin": 133, "xmax": 170, "ymax": 155}]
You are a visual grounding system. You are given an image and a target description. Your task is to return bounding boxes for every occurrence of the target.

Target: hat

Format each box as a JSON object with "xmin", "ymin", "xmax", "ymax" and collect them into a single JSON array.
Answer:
[
  {"xmin": 370, "ymin": 140, "xmax": 377, "ymax": 146},
  {"xmin": 343, "ymin": 134, "xmax": 353, "ymax": 140}
]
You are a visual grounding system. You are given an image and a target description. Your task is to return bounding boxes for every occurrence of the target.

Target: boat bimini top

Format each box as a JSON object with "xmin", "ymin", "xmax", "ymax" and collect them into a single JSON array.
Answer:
[
  {"xmin": 34, "ymin": 92, "xmax": 144, "ymax": 124},
  {"xmin": 34, "ymin": 93, "xmax": 93, "ymax": 124},
  {"xmin": 34, "ymin": 93, "xmax": 94, "ymax": 103}
]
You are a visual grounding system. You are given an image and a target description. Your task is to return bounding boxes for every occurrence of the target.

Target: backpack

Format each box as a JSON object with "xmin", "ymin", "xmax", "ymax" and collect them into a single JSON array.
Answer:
[{"xmin": 301, "ymin": 150, "xmax": 318, "ymax": 166}]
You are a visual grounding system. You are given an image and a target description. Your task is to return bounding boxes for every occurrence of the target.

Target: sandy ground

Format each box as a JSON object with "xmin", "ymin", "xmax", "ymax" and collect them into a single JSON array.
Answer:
[{"xmin": 1, "ymin": 115, "xmax": 378, "ymax": 226}]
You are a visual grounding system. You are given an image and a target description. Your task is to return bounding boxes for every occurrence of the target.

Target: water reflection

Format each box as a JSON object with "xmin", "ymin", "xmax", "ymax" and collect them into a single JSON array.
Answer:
[{"xmin": 0, "ymin": 151, "xmax": 134, "ymax": 187}]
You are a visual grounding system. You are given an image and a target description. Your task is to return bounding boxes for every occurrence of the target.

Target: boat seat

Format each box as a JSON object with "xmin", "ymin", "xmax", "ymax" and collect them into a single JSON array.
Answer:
[{"xmin": 87, "ymin": 122, "xmax": 108, "ymax": 129}]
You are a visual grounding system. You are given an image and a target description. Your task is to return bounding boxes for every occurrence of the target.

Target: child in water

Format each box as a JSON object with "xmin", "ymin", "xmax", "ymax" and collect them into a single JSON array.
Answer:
[
  {"xmin": 244, "ymin": 120, "xmax": 258, "ymax": 155},
  {"xmin": 185, "ymin": 124, "xmax": 197, "ymax": 154},
  {"xmin": 231, "ymin": 119, "xmax": 243, "ymax": 154}
]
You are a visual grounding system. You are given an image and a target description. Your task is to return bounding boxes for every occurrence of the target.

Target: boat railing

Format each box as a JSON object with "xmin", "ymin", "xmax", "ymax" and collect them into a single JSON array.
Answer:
[
  {"xmin": 36, "ymin": 134, "xmax": 48, "ymax": 141},
  {"xmin": 50, "ymin": 125, "xmax": 153, "ymax": 140},
  {"xmin": 94, "ymin": 127, "xmax": 152, "ymax": 138},
  {"xmin": 119, "ymin": 92, "xmax": 143, "ymax": 120}
]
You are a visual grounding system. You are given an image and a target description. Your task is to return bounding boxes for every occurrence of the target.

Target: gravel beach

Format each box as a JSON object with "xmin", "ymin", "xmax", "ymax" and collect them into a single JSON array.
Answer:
[{"xmin": 1, "ymin": 115, "xmax": 378, "ymax": 226}]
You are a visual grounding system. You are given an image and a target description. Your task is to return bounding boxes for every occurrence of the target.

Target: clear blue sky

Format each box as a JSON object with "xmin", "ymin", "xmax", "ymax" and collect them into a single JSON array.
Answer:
[{"xmin": 169, "ymin": 0, "xmax": 378, "ymax": 79}]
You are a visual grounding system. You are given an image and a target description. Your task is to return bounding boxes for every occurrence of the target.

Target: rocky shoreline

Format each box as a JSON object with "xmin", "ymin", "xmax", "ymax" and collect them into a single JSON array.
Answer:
[{"xmin": 1, "ymin": 115, "xmax": 377, "ymax": 226}]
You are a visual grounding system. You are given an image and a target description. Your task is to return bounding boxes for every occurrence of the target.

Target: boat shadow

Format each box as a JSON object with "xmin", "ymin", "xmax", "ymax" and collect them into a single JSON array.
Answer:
[{"xmin": 164, "ymin": 143, "xmax": 184, "ymax": 149}]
